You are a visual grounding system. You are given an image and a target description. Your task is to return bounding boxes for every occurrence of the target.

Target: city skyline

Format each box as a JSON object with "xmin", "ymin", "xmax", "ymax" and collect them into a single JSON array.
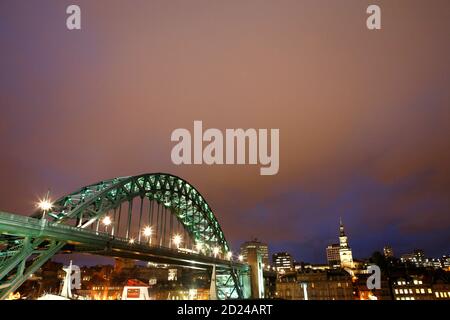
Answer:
[
  {"xmin": 1, "ymin": 0, "xmax": 449, "ymax": 264},
  {"xmin": 53, "ymin": 217, "xmax": 450, "ymax": 266}
]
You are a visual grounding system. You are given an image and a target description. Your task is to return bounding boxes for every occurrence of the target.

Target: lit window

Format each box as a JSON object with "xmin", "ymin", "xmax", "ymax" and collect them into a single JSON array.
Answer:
[
  {"xmin": 410, "ymin": 297, "xmax": 415, "ymax": 300},
  {"xmin": 415, "ymin": 289, "xmax": 420, "ymax": 294},
  {"xmin": 420, "ymin": 289, "xmax": 425, "ymax": 294},
  {"xmin": 399, "ymin": 289, "xmax": 404, "ymax": 294},
  {"xmin": 418, "ymin": 281, "xmax": 422, "ymax": 285},
  {"xmin": 428, "ymin": 289, "xmax": 432, "ymax": 294},
  {"xmin": 440, "ymin": 292, "xmax": 444, "ymax": 298},
  {"xmin": 444, "ymin": 292, "xmax": 448, "ymax": 298},
  {"xmin": 435, "ymin": 292, "xmax": 439, "ymax": 298},
  {"xmin": 395, "ymin": 289, "xmax": 399, "ymax": 294},
  {"xmin": 409, "ymin": 289, "xmax": 413, "ymax": 294},
  {"xmin": 413, "ymin": 280, "xmax": 418, "ymax": 285}
]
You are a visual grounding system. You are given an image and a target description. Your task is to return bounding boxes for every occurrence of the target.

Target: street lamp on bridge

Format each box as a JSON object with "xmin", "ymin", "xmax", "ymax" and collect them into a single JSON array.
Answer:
[
  {"xmin": 102, "ymin": 216, "xmax": 112, "ymax": 233},
  {"xmin": 173, "ymin": 234, "xmax": 182, "ymax": 249},
  {"xmin": 37, "ymin": 191, "xmax": 53, "ymax": 220},
  {"xmin": 213, "ymin": 246, "xmax": 220, "ymax": 258},
  {"xmin": 102, "ymin": 216, "xmax": 112, "ymax": 226},
  {"xmin": 142, "ymin": 226, "xmax": 153, "ymax": 245}
]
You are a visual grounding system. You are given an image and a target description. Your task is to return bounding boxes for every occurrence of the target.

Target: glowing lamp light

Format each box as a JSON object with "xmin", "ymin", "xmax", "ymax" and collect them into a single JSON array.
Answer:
[
  {"xmin": 226, "ymin": 252, "xmax": 232, "ymax": 260},
  {"xmin": 38, "ymin": 199, "xmax": 53, "ymax": 211},
  {"xmin": 143, "ymin": 226, "xmax": 153, "ymax": 237},
  {"xmin": 128, "ymin": 238, "xmax": 135, "ymax": 244},
  {"xmin": 102, "ymin": 216, "xmax": 112, "ymax": 226},
  {"xmin": 173, "ymin": 234, "xmax": 182, "ymax": 248},
  {"xmin": 238, "ymin": 255, "xmax": 244, "ymax": 262},
  {"xmin": 213, "ymin": 247, "xmax": 220, "ymax": 257}
]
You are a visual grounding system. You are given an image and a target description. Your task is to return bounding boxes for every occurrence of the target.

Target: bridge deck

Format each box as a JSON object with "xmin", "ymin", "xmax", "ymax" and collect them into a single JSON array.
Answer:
[{"xmin": 0, "ymin": 211, "xmax": 248, "ymax": 271}]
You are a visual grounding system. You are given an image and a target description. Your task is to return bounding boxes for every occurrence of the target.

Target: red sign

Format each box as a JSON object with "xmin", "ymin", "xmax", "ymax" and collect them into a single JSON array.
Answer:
[{"xmin": 127, "ymin": 288, "xmax": 140, "ymax": 298}]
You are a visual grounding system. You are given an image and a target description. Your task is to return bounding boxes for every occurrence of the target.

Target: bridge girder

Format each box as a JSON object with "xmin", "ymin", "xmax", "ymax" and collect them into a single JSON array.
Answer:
[
  {"xmin": 0, "ymin": 173, "xmax": 248, "ymax": 300},
  {"xmin": 31, "ymin": 173, "xmax": 229, "ymax": 254}
]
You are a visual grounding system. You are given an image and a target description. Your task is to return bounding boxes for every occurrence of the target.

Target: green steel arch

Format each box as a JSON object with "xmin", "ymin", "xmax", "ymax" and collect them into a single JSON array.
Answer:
[
  {"xmin": 32, "ymin": 173, "xmax": 230, "ymax": 253},
  {"xmin": 1, "ymin": 173, "xmax": 249, "ymax": 300}
]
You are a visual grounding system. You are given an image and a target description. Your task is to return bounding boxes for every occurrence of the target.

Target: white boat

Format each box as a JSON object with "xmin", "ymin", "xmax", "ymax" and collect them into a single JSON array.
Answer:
[{"xmin": 120, "ymin": 279, "xmax": 151, "ymax": 300}]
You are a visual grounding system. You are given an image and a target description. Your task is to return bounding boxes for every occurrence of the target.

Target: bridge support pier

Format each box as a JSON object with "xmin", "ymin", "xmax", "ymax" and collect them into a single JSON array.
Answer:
[{"xmin": 247, "ymin": 247, "xmax": 264, "ymax": 299}]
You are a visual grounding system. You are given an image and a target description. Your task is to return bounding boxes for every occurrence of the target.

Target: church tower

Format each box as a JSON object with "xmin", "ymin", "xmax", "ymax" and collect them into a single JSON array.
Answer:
[{"xmin": 338, "ymin": 218, "xmax": 354, "ymax": 268}]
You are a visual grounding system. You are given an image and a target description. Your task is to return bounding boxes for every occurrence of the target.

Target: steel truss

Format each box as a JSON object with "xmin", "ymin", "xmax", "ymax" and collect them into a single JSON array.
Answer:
[{"xmin": 0, "ymin": 173, "xmax": 245, "ymax": 300}]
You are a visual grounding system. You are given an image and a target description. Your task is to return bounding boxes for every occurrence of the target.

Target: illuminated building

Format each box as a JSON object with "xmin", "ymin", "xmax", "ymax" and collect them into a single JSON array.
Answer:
[
  {"xmin": 383, "ymin": 246, "xmax": 394, "ymax": 258},
  {"xmin": 240, "ymin": 239, "xmax": 269, "ymax": 266},
  {"xmin": 392, "ymin": 275, "xmax": 450, "ymax": 300},
  {"xmin": 326, "ymin": 244, "xmax": 341, "ymax": 267},
  {"xmin": 273, "ymin": 252, "xmax": 293, "ymax": 272},
  {"xmin": 400, "ymin": 249, "xmax": 426, "ymax": 267},
  {"xmin": 338, "ymin": 218, "xmax": 354, "ymax": 269},
  {"xmin": 276, "ymin": 270, "xmax": 353, "ymax": 300},
  {"xmin": 442, "ymin": 255, "xmax": 450, "ymax": 270}
]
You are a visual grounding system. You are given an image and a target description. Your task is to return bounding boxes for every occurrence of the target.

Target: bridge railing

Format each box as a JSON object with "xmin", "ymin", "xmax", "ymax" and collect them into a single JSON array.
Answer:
[{"xmin": 0, "ymin": 212, "xmax": 246, "ymax": 265}]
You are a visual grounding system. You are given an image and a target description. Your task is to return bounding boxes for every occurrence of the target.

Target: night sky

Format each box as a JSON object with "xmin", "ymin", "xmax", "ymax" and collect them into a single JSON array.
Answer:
[{"xmin": 0, "ymin": 1, "xmax": 449, "ymax": 264}]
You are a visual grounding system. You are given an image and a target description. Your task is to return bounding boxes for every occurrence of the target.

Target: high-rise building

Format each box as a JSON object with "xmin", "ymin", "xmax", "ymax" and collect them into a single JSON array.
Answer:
[
  {"xmin": 276, "ymin": 269, "xmax": 354, "ymax": 300},
  {"xmin": 383, "ymin": 246, "xmax": 394, "ymax": 258},
  {"xmin": 401, "ymin": 249, "xmax": 426, "ymax": 267},
  {"xmin": 326, "ymin": 244, "xmax": 341, "ymax": 266},
  {"xmin": 240, "ymin": 239, "xmax": 269, "ymax": 266},
  {"xmin": 338, "ymin": 218, "xmax": 354, "ymax": 268},
  {"xmin": 442, "ymin": 255, "xmax": 450, "ymax": 269},
  {"xmin": 273, "ymin": 252, "xmax": 293, "ymax": 272},
  {"xmin": 392, "ymin": 275, "xmax": 450, "ymax": 300},
  {"xmin": 414, "ymin": 249, "xmax": 425, "ymax": 263}
]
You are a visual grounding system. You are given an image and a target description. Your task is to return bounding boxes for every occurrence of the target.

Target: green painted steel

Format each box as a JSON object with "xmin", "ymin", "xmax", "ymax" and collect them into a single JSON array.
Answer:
[
  {"xmin": 0, "ymin": 173, "xmax": 249, "ymax": 300},
  {"xmin": 31, "ymin": 173, "xmax": 229, "ymax": 253}
]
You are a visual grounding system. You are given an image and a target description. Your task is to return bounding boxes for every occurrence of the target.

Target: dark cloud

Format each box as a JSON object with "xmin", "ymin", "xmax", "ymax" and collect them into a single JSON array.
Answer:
[{"xmin": 0, "ymin": 0, "xmax": 449, "ymax": 262}]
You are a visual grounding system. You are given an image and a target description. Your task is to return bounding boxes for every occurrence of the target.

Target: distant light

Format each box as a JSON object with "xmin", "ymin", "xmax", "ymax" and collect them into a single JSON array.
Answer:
[
  {"xmin": 128, "ymin": 238, "xmax": 135, "ymax": 244},
  {"xmin": 38, "ymin": 199, "xmax": 53, "ymax": 211},
  {"xmin": 227, "ymin": 252, "xmax": 232, "ymax": 260},
  {"xmin": 143, "ymin": 226, "xmax": 153, "ymax": 237},
  {"xmin": 173, "ymin": 234, "xmax": 182, "ymax": 248},
  {"xmin": 213, "ymin": 247, "xmax": 220, "ymax": 257},
  {"xmin": 102, "ymin": 216, "xmax": 112, "ymax": 226},
  {"xmin": 238, "ymin": 255, "xmax": 244, "ymax": 262}
]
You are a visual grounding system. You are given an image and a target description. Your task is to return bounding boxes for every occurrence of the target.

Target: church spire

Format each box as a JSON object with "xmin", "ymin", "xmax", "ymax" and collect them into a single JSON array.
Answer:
[{"xmin": 339, "ymin": 217, "xmax": 346, "ymax": 237}]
